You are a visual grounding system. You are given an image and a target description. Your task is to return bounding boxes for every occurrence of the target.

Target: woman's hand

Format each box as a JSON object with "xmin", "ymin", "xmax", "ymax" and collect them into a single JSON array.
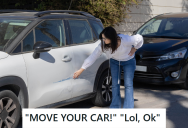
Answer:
[
  {"xmin": 73, "ymin": 68, "xmax": 85, "ymax": 79},
  {"xmin": 128, "ymin": 47, "xmax": 137, "ymax": 56}
]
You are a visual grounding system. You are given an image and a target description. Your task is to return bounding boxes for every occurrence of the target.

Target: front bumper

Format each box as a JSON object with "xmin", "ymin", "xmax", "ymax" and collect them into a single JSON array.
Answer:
[{"xmin": 121, "ymin": 58, "xmax": 188, "ymax": 85}]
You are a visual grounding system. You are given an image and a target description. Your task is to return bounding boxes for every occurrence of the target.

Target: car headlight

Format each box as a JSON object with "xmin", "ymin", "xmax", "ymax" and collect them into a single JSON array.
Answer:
[{"xmin": 157, "ymin": 47, "xmax": 187, "ymax": 61}]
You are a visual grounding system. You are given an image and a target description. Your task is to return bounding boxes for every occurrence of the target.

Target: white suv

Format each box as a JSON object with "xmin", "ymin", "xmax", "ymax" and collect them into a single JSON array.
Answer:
[{"xmin": 0, "ymin": 10, "xmax": 112, "ymax": 128}]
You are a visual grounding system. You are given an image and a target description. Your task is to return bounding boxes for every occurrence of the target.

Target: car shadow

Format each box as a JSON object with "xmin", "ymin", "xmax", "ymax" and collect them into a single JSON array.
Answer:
[
  {"xmin": 59, "ymin": 99, "xmax": 97, "ymax": 108},
  {"xmin": 39, "ymin": 52, "xmax": 55, "ymax": 63}
]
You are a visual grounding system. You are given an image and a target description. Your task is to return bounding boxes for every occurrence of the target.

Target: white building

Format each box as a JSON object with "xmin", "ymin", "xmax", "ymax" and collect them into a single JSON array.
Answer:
[{"xmin": 115, "ymin": 0, "xmax": 188, "ymax": 35}]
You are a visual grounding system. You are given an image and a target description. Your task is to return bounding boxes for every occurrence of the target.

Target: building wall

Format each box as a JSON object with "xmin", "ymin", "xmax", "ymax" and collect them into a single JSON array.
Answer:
[{"xmin": 115, "ymin": 0, "xmax": 188, "ymax": 35}]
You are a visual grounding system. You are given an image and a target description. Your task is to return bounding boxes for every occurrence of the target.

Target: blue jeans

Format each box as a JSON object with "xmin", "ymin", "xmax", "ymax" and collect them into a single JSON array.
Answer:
[{"xmin": 109, "ymin": 57, "xmax": 136, "ymax": 108}]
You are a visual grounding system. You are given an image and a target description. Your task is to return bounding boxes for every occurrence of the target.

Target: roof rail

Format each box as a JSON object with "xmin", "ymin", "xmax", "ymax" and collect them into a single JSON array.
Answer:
[
  {"xmin": 0, "ymin": 9, "xmax": 38, "ymax": 13},
  {"xmin": 34, "ymin": 10, "xmax": 95, "ymax": 18}
]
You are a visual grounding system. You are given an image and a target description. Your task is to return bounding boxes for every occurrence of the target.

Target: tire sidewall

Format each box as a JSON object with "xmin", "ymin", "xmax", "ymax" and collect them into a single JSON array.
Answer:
[
  {"xmin": 0, "ymin": 90, "xmax": 21, "ymax": 128},
  {"xmin": 97, "ymin": 70, "xmax": 112, "ymax": 106}
]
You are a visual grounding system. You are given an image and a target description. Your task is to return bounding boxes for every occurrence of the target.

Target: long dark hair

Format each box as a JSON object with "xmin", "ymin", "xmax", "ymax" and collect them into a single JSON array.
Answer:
[{"xmin": 99, "ymin": 26, "xmax": 120, "ymax": 54}]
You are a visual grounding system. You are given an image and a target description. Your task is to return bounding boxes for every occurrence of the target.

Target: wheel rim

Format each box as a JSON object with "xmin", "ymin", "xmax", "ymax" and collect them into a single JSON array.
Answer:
[
  {"xmin": 0, "ymin": 97, "xmax": 17, "ymax": 128},
  {"xmin": 101, "ymin": 75, "xmax": 112, "ymax": 102}
]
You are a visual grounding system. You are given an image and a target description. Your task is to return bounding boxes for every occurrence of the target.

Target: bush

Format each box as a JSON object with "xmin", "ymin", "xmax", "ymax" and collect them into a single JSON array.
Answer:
[{"xmin": 1, "ymin": 0, "xmax": 142, "ymax": 27}]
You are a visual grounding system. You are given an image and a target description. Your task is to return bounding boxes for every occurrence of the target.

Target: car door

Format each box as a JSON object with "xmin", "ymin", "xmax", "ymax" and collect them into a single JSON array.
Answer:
[
  {"xmin": 18, "ymin": 20, "xmax": 74, "ymax": 108},
  {"xmin": 67, "ymin": 19, "xmax": 106, "ymax": 98}
]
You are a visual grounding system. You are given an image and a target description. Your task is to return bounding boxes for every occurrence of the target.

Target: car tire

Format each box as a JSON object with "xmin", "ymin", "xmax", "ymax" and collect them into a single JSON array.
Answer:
[
  {"xmin": 0, "ymin": 90, "xmax": 21, "ymax": 128},
  {"xmin": 179, "ymin": 72, "xmax": 188, "ymax": 89},
  {"xmin": 91, "ymin": 70, "xmax": 112, "ymax": 107}
]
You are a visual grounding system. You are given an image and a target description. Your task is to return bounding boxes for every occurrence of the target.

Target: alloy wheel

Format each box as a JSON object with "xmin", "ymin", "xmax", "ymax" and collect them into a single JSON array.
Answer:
[
  {"xmin": 101, "ymin": 76, "xmax": 112, "ymax": 102},
  {"xmin": 0, "ymin": 97, "xmax": 17, "ymax": 128}
]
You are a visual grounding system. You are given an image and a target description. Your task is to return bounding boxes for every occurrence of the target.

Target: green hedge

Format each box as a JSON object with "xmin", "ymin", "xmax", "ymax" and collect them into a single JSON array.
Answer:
[{"xmin": 1, "ymin": 0, "xmax": 142, "ymax": 27}]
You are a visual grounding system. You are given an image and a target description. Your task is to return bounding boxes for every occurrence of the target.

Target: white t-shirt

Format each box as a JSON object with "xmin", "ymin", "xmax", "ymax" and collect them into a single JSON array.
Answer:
[{"xmin": 81, "ymin": 34, "xmax": 144, "ymax": 70}]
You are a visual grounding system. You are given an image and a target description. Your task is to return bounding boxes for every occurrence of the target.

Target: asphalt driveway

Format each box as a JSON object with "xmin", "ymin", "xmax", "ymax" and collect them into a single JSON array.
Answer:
[{"xmin": 17, "ymin": 81, "xmax": 188, "ymax": 128}]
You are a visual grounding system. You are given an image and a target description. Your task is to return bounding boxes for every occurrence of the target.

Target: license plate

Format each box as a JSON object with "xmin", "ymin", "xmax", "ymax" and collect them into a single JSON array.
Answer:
[{"xmin": 135, "ymin": 65, "xmax": 147, "ymax": 72}]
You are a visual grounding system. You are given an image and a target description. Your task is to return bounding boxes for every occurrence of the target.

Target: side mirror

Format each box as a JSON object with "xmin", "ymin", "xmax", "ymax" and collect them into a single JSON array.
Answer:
[{"xmin": 33, "ymin": 41, "xmax": 52, "ymax": 59}]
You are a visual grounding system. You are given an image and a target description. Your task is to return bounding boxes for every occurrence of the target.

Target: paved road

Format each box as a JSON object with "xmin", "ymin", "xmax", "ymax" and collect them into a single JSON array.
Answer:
[{"xmin": 17, "ymin": 81, "xmax": 188, "ymax": 128}]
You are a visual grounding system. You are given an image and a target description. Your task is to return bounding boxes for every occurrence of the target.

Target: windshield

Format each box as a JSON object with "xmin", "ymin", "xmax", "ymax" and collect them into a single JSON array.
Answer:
[
  {"xmin": 0, "ymin": 19, "xmax": 31, "ymax": 51},
  {"xmin": 136, "ymin": 17, "xmax": 188, "ymax": 39}
]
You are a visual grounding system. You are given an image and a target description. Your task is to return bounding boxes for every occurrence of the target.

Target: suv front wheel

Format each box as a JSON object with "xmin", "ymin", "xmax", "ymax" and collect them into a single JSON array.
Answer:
[
  {"xmin": 0, "ymin": 90, "xmax": 21, "ymax": 128},
  {"xmin": 92, "ymin": 70, "xmax": 112, "ymax": 107}
]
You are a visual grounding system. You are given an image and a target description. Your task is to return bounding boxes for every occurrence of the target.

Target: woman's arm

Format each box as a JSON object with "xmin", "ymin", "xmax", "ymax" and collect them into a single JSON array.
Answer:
[
  {"xmin": 120, "ymin": 34, "xmax": 144, "ymax": 49},
  {"xmin": 133, "ymin": 34, "xmax": 144, "ymax": 49},
  {"xmin": 81, "ymin": 43, "xmax": 103, "ymax": 70},
  {"xmin": 128, "ymin": 47, "xmax": 137, "ymax": 56},
  {"xmin": 73, "ymin": 43, "xmax": 103, "ymax": 79}
]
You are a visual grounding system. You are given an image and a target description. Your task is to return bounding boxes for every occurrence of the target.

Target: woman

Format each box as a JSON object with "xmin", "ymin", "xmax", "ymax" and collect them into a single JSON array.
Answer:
[{"xmin": 73, "ymin": 26, "xmax": 143, "ymax": 108}]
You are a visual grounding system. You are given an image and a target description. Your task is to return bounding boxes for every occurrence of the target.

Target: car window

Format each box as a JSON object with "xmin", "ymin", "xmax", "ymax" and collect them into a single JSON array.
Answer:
[
  {"xmin": 165, "ymin": 21, "xmax": 173, "ymax": 30},
  {"xmin": 163, "ymin": 19, "xmax": 188, "ymax": 34},
  {"xmin": 89, "ymin": 20, "xmax": 103, "ymax": 38},
  {"xmin": 22, "ymin": 30, "xmax": 34, "ymax": 52},
  {"xmin": 35, "ymin": 20, "xmax": 66, "ymax": 47},
  {"xmin": 137, "ymin": 17, "xmax": 188, "ymax": 38},
  {"xmin": 12, "ymin": 43, "xmax": 21, "ymax": 53},
  {"xmin": 0, "ymin": 19, "xmax": 31, "ymax": 51},
  {"xmin": 68, "ymin": 20, "xmax": 94, "ymax": 44},
  {"xmin": 139, "ymin": 19, "xmax": 162, "ymax": 35}
]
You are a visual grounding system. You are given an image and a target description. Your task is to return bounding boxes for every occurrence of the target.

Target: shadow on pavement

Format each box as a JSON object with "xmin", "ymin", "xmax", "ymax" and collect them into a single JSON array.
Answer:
[{"xmin": 132, "ymin": 82, "xmax": 188, "ymax": 128}]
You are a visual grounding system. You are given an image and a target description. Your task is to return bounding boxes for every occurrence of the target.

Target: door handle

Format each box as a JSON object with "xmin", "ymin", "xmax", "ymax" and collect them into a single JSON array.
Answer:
[{"xmin": 62, "ymin": 55, "xmax": 72, "ymax": 62}]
